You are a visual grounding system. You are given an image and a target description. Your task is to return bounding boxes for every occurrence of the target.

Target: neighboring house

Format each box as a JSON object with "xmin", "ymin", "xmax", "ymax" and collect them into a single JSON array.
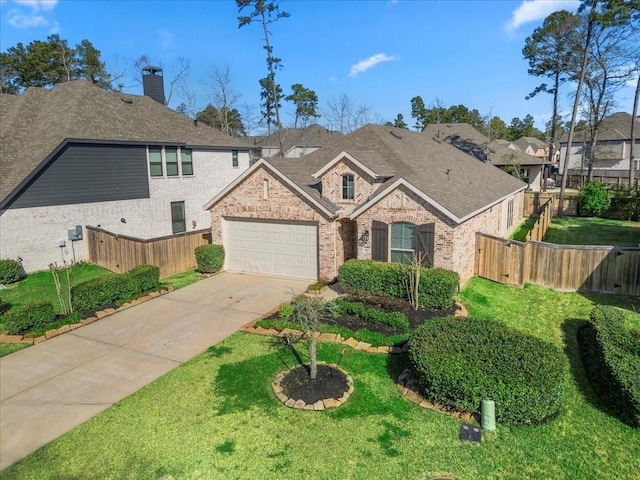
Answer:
[
  {"xmin": 205, "ymin": 125, "xmax": 526, "ymax": 284},
  {"xmin": 252, "ymin": 124, "xmax": 343, "ymax": 158},
  {"xmin": 0, "ymin": 78, "xmax": 253, "ymax": 273},
  {"xmin": 422, "ymin": 123, "xmax": 547, "ymax": 191},
  {"xmin": 512, "ymin": 137, "xmax": 548, "ymax": 158},
  {"xmin": 558, "ymin": 112, "xmax": 640, "ymax": 181}
]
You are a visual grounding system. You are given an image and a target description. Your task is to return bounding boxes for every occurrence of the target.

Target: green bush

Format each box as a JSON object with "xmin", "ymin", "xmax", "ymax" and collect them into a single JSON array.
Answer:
[
  {"xmin": 338, "ymin": 259, "xmax": 459, "ymax": 310},
  {"xmin": 579, "ymin": 306, "xmax": 640, "ymax": 427},
  {"xmin": 279, "ymin": 303, "xmax": 294, "ymax": 319},
  {"xmin": 0, "ymin": 298, "xmax": 11, "ymax": 316},
  {"xmin": 0, "ymin": 259, "xmax": 23, "ymax": 285},
  {"xmin": 408, "ymin": 316, "xmax": 567, "ymax": 425},
  {"xmin": 195, "ymin": 244, "xmax": 225, "ymax": 274},
  {"xmin": 125, "ymin": 265, "xmax": 160, "ymax": 293},
  {"xmin": 2, "ymin": 301, "xmax": 56, "ymax": 335},
  {"xmin": 580, "ymin": 182, "xmax": 611, "ymax": 217},
  {"xmin": 71, "ymin": 265, "xmax": 160, "ymax": 313}
]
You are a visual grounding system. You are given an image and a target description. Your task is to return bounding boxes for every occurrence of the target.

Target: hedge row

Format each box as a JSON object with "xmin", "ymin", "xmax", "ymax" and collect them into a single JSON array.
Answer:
[
  {"xmin": 195, "ymin": 245, "xmax": 225, "ymax": 274},
  {"xmin": 2, "ymin": 301, "xmax": 56, "ymax": 335},
  {"xmin": 408, "ymin": 316, "xmax": 567, "ymax": 425},
  {"xmin": 330, "ymin": 298, "xmax": 409, "ymax": 330},
  {"xmin": 579, "ymin": 306, "xmax": 640, "ymax": 427},
  {"xmin": 71, "ymin": 265, "xmax": 160, "ymax": 313},
  {"xmin": 338, "ymin": 259, "xmax": 459, "ymax": 310}
]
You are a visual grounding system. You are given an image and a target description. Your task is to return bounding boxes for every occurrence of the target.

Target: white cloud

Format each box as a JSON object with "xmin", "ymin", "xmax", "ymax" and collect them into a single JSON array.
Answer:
[
  {"xmin": 349, "ymin": 53, "xmax": 395, "ymax": 78},
  {"xmin": 504, "ymin": 0, "xmax": 580, "ymax": 32},
  {"xmin": 7, "ymin": 8, "xmax": 47, "ymax": 28},
  {"xmin": 13, "ymin": 0, "xmax": 57, "ymax": 11}
]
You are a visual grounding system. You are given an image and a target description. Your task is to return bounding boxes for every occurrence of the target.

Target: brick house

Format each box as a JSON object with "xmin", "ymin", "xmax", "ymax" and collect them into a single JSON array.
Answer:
[
  {"xmin": 0, "ymin": 78, "xmax": 253, "ymax": 273},
  {"xmin": 205, "ymin": 125, "xmax": 525, "ymax": 284}
]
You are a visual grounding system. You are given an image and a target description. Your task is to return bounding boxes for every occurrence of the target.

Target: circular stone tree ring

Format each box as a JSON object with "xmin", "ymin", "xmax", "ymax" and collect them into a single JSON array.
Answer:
[{"xmin": 273, "ymin": 362, "xmax": 353, "ymax": 411}]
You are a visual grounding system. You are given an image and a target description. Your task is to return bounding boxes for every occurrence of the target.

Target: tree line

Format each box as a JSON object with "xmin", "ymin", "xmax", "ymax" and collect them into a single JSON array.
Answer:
[{"xmin": 1, "ymin": 0, "xmax": 637, "ymax": 184}]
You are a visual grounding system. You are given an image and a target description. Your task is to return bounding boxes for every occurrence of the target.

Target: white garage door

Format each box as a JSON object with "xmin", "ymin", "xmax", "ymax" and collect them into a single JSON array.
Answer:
[{"xmin": 225, "ymin": 218, "xmax": 318, "ymax": 279}]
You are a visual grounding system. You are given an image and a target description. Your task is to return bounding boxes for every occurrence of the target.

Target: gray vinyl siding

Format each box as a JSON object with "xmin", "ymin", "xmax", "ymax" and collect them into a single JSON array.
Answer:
[{"xmin": 8, "ymin": 144, "xmax": 150, "ymax": 209}]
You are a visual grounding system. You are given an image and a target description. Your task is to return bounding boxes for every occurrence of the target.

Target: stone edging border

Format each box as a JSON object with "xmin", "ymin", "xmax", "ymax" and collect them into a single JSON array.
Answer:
[
  {"xmin": 242, "ymin": 301, "xmax": 468, "ymax": 354},
  {"xmin": 0, "ymin": 286, "xmax": 175, "ymax": 346},
  {"xmin": 272, "ymin": 363, "xmax": 354, "ymax": 411},
  {"xmin": 397, "ymin": 367, "xmax": 478, "ymax": 423}
]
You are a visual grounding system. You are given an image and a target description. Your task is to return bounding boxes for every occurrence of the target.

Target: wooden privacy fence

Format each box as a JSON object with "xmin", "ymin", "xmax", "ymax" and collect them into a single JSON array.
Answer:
[
  {"xmin": 475, "ymin": 233, "xmax": 640, "ymax": 296},
  {"xmin": 526, "ymin": 198, "xmax": 553, "ymax": 242},
  {"xmin": 524, "ymin": 192, "xmax": 578, "ymax": 217},
  {"xmin": 87, "ymin": 226, "xmax": 212, "ymax": 278}
]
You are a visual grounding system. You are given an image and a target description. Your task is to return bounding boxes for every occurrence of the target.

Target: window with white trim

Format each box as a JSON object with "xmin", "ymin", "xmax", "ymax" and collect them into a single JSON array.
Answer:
[{"xmin": 149, "ymin": 147, "xmax": 163, "ymax": 177}]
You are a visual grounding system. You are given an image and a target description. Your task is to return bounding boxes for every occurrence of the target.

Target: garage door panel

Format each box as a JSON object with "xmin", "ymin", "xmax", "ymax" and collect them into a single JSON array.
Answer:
[{"xmin": 225, "ymin": 219, "xmax": 318, "ymax": 279}]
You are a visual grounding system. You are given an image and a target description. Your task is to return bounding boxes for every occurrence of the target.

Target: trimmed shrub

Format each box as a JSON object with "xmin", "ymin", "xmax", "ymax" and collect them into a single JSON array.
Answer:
[
  {"xmin": 0, "ymin": 259, "xmax": 23, "ymax": 285},
  {"xmin": 338, "ymin": 259, "xmax": 459, "ymax": 310},
  {"xmin": 2, "ymin": 301, "xmax": 56, "ymax": 335},
  {"xmin": 580, "ymin": 182, "xmax": 611, "ymax": 217},
  {"xmin": 408, "ymin": 316, "xmax": 567, "ymax": 425},
  {"xmin": 125, "ymin": 265, "xmax": 160, "ymax": 293},
  {"xmin": 71, "ymin": 264, "xmax": 160, "ymax": 313},
  {"xmin": 195, "ymin": 244, "xmax": 225, "ymax": 274},
  {"xmin": 579, "ymin": 306, "xmax": 640, "ymax": 427}
]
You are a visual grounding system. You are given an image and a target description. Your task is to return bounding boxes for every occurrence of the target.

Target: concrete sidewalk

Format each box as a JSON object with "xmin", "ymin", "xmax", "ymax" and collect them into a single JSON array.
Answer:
[{"xmin": 0, "ymin": 272, "xmax": 308, "ymax": 470}]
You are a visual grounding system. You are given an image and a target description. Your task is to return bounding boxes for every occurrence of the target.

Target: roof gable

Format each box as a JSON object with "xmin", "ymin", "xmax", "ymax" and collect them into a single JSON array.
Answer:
[{"xmin": 1, "ymin": 80, "xmax": 252, "ymax": 205}]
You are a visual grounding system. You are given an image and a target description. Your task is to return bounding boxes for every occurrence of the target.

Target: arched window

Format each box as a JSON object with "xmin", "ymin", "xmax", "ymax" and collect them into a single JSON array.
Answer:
[
  {"xmin": 342, "ymin": 174, "xmax": 354, "ymax": 200},
  {"xmin": 390, "ymin": 222, "xmax": 416, "ymax": 264}
]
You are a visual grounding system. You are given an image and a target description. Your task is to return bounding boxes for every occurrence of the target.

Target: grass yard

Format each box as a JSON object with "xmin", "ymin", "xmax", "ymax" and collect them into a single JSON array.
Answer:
[
  {"xmin": 2, "ymin": 278, "xmax": 639, "ymax": 480},
  {"xmin": 0, "ymin": 263, "xmax": 111, "ymax": 313},
  {"xmin": 544, "ymin": 217, "xmax": 640, "ymax": 247}
]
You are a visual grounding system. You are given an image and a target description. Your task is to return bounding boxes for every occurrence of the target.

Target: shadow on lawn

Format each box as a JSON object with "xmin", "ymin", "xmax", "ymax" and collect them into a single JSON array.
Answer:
[
  {"xmin": 579, "ymin": 291, "xmax": 640, "ymax": 314},
  {"xmin": 561, "ymin": 318, "xmax": 625, "ymax": 424}
]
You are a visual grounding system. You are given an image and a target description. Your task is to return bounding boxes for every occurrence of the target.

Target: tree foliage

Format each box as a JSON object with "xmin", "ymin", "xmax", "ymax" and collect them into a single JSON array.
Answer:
[
  {"xmin": 323, "ymin": 94, "xmax": 375, "ymax": 134},
  {"xmin": 195, "ymin": 104, "xmax": 246, "ymax": 137},
  {"xmin": 0, "ymin": 35, "xmax": 112, "ymax": 93},
  {"xmin": 285, "ymin": 83, "xmax": 319, "ymax": 128},
  {"xmin": 259, "ymin": 76, "xmax": 283, "ymax": 134},
  {"xmin": 237, "ymin": 0, "xmax": 289, "ymax": 151}
]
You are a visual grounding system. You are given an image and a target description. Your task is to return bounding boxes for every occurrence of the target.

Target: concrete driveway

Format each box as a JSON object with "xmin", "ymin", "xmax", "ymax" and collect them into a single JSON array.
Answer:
[{"xmin": 0, "ymin": 272, "xmax": 308, "ymax": 471}]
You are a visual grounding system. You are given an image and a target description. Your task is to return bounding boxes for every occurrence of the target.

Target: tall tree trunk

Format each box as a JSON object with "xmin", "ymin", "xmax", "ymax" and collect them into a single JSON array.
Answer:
[
  {"xmin": 260, "ymin": 12, "xmax": 284, "ymax": 156},
  {"xmin": 630, "ymin": 75, "xmax": 639, "ymax": 189},
  {"xmin": 545, "ymin": 72, "xmax": 561, "ymax": 192},
  {"xmin": 559, "ymin": 0, "xmax": 597, "ymax": 216}
]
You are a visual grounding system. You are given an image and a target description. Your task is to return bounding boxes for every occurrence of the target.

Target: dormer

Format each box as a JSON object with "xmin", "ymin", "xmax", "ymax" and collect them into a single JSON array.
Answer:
[{"xmin": 312, "ymin": 150, "xmax": 394, "ymax": 207}]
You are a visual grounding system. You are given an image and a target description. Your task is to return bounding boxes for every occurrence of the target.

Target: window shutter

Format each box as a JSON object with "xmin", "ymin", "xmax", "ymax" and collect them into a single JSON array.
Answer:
[
  {"xmin": 371, "ymin": 220, "xmax": 388, "ymax": 262},
  {"xmin": 416, "ymin": 223, "xmax": 435, "ymax": 267}
]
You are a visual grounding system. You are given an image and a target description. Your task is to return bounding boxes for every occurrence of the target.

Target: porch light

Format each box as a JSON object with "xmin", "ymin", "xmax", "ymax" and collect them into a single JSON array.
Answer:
[{"xmin": 359, "ymin": 229, "xmax": 369, "ymax": 245}]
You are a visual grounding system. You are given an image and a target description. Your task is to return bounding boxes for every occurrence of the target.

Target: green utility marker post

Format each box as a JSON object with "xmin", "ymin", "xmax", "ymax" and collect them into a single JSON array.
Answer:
[{"xmin": 481, "ymin": 399, "xmax": 496, "ymax": 430}]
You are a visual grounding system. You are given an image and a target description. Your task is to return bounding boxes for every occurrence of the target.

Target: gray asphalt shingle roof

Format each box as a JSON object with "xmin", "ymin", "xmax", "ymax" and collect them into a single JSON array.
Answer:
[
  {"xmin": 421, "ymin": 123, "xmax": 545, "ymax": 167},
  {"xmin": 1, "ymin": 80, "xmax": 252, "ymax": 205},
  {"xmin": 559, "ymin": 112, "xmax": 640, "ymax": 143},
  {"xmin": 262, "ymin": 124, "xmax": 526, "ymax": 221},
  {"xmin": 250, "ymin": 124, "xmax": 343, "ymax": 152}
]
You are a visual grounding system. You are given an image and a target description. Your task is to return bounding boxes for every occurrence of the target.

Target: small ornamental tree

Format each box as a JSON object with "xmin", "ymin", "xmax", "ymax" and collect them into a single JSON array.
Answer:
[
  {"xmin": 580, "ymin": 182, "xmax": 611, "ymax": 216},
  {"xmin": 288, "ymin": 295, "xmax": 339, "ymax": 380}
]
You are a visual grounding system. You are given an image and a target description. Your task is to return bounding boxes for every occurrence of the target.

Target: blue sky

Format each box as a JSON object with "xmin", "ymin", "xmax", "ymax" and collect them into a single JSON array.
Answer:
[{"xmin": 0, "ymin": 0, "xmax": 635, "ymax": 133}]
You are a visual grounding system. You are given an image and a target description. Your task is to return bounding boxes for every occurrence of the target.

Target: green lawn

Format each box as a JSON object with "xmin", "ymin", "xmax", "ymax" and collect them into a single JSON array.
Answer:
[
  {"xmin": 0, "ymin": 263, "xmax": 112, "ymax": 313},
  {"xmin": 2, "ymin": 278, "xmax": 639, "ymax": 480},
  {"xmin": 544, "ymin": 217, "xmax": 640, "ymax": 247}
]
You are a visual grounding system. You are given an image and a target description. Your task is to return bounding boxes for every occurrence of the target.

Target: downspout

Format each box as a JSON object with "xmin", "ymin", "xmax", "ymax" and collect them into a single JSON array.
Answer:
[{"xmin": 333, "ymin": 219, "xmax": 338, "ymax": 280}]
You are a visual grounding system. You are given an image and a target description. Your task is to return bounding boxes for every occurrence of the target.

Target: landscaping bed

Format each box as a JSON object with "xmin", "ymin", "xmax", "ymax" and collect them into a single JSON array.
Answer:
[{"xmin": 256, "ymin": 293, "xmax": 461, "ymax": 347}]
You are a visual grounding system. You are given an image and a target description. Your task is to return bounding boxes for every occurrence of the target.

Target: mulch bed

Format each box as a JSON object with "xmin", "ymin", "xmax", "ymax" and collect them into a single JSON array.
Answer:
[
  {"xmin": 280, "ymin": 364, "xmax": 349, "ymax": 404},
  {"xmin": 265, "ymin": 294, "xmax": 459, "ymax": 338},
  {"xmin": 340, "ymin": 294, "xmax": 459, "ymax": 332}
]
